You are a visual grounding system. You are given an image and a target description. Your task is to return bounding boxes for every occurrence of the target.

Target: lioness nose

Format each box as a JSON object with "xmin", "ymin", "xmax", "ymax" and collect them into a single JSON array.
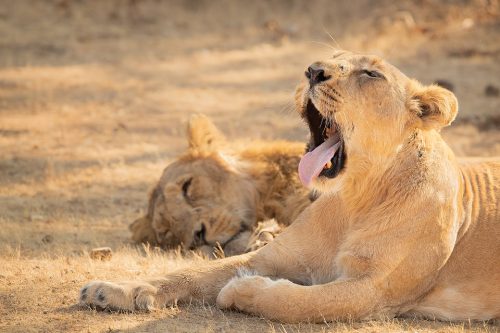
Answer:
[{"xmin": 305, "ymin": 64, "xmax": 330, "ymax": 86}]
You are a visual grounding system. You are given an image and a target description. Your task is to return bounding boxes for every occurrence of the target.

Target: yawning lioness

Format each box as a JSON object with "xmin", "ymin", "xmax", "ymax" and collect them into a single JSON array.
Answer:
[{"xmin": 80, "ymin": 51, "xmax": 499, "ymax": 322}]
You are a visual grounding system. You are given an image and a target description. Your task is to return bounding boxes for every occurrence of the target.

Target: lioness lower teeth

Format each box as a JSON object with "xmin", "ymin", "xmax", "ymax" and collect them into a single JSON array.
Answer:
[
  {"xmin": 325, "ymin": 126, "xmax": 335, "ymax": 138},
  {"xmin": 325, "ymin": 161, "xmax": 332, "ymax": 169}
]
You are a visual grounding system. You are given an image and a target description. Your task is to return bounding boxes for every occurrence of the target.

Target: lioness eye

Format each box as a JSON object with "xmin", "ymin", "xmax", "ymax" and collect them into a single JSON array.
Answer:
[
  {"xmin": 182, "ymin": 178, "xmax": 192, "ymax": 198},
  {"xmin": 362, "ymin": 69, "xmax": 383, "ymax": 79}
]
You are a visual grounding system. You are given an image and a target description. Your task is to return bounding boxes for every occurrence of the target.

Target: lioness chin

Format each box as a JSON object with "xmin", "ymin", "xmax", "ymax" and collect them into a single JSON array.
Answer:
[{"xmin": 80, "ymin": 51, "xmax": 499, "ymax": 322}]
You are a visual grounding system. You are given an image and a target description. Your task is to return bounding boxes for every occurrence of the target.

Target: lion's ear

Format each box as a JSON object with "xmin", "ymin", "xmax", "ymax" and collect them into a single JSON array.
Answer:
[
  {"xmin": 187, "ymin": 114, "xmax": 226, "ymax": 152},
  {"xmin": 409, "ymin": 83, "xmax": 458, "ymax": 130},
  {"xmin": 129, "ymin": 216, "xmax": 157, "ymax": 244},
  {"xmin": 129, "ymin": 185, "xmax": 164, "ymax": 245}
]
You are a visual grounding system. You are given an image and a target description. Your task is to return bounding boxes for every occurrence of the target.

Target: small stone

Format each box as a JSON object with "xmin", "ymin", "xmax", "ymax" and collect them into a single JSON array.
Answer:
[
  {"xmin": 89, "ymin": 247, "xmax": 113, "ymax": 261},
  {"xmin": 485, "ymin": 84, "xmax": 499, "ymax": 97},
  {"xmin": 41, "ymin": 235, "xmax": 54, "ymax": 244}
]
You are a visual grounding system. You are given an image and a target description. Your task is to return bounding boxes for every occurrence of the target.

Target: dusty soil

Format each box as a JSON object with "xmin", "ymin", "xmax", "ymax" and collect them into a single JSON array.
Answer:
[{"xmin": 0, "ymin": 1, "xmax": 499, "ymax": 332}]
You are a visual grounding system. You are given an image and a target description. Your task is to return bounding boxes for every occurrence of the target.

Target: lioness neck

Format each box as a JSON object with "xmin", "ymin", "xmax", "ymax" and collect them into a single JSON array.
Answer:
[{"xmin": 340, "ymin": 129, "xmax": 458, "ymax": 214}]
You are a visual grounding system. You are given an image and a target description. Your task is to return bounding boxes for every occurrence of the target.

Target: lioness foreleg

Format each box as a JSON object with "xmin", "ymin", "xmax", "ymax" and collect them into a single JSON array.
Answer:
[
  {"xmin": 217, "ymin": 275, "xmax": 383, "ymax": 322},
  {"xmin": 79, "ymin": 252, "xmax": 254, "ymax": 311}
]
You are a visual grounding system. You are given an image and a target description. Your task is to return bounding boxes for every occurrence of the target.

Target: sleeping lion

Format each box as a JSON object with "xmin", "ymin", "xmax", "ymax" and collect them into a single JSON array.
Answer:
[
  {"xmin": 129, "ymin": 114, "xmax": 311, "ymax": 256},
  {"xmin": 80, "ymin": 51, "xmax": 499, "ymax": 322}
]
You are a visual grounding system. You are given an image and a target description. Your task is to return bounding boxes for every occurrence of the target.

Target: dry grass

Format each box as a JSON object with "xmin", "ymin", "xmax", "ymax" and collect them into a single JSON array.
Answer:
[
  {"xmin": 1, "ymin": 248, "xmax": 498, "ymax": 333},
  {"xmin": 0, "ymin": 1, "xmax": 499, "ymax": 332}
]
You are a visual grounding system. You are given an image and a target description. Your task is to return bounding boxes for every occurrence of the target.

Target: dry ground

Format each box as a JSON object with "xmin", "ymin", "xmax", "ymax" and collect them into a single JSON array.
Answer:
[{"xmin": 0, "ymin": 1, "xmax": 499, "ymax": 332}]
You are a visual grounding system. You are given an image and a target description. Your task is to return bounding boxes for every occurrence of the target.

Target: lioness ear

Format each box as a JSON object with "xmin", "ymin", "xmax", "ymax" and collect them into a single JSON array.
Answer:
[
  {"xmin": 409, "ymin": 83, "xmax": 458, "ymax": 130},
  {"xmin": 187, "ymin": 114, "xmax": 226, "ymax": 152}
]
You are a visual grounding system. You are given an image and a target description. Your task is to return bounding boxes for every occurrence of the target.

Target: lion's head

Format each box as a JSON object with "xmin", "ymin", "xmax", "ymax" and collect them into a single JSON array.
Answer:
[
  {"xmin": 130, "ymin": 115, "xmax": 258, "ymax": 256},
  {"xmin": 295, "ymin": 50, "xmax": 458, "ymax": 192}
]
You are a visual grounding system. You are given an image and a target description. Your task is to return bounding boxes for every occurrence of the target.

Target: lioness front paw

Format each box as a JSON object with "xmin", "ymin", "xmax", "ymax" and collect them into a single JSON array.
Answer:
[
  {"xmin": 217, "ymin": 275, "xmax": 299, "ymax": 321},
  {"xmin": 216, "ymin": 275, "xmax": 271, "ymax": 313},
  {"xmin": 79, "ymin": 281, "xmax": 157, "ymax": 311}
]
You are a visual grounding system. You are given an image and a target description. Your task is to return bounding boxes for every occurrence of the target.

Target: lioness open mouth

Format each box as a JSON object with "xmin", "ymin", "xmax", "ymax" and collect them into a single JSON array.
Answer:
[{"xmin": 298, "ymin": 100, "xmax": 346, "ymax": 186}]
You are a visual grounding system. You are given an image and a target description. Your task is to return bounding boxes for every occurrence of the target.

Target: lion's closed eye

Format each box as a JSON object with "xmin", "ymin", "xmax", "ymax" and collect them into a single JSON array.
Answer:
[{"xmin": 182, "ymin": 178, "xmax": 193, "ymax": 201}]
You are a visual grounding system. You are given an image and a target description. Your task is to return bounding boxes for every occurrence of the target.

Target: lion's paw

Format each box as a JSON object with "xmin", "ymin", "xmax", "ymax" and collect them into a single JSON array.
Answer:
[
  {"xmin": 245, "ymin": 219, "xmax": 283, "ymax": 252},
  {"xmin": 79, "ymin": 281, "xmax": 157, "ymax": 311}
]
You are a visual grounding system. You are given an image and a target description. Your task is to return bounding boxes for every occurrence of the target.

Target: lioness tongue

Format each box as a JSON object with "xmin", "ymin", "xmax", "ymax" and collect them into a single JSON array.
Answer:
[{"xmin": 298, "ymin": 136, "xmax": 340, "ymax": 186}]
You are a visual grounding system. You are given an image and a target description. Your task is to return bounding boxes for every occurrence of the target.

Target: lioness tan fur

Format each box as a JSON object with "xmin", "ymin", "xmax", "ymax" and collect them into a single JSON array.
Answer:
[
  {"xmin": 129, "ymin": 114, "xmax": 310, "ymax": 256},
  {"xmin": 80, "ymin": 51, "xmax": 499, "ymax": 322}
]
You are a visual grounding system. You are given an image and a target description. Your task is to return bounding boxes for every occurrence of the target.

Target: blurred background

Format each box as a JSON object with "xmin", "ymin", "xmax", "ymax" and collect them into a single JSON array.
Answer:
[
  {"xmin": 1, "ymin": 1, "xmax": 499, "ymax": 332},
  {"xmin": 1, "ymin": 0, "xmax": 499, "ymax": 253}
]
